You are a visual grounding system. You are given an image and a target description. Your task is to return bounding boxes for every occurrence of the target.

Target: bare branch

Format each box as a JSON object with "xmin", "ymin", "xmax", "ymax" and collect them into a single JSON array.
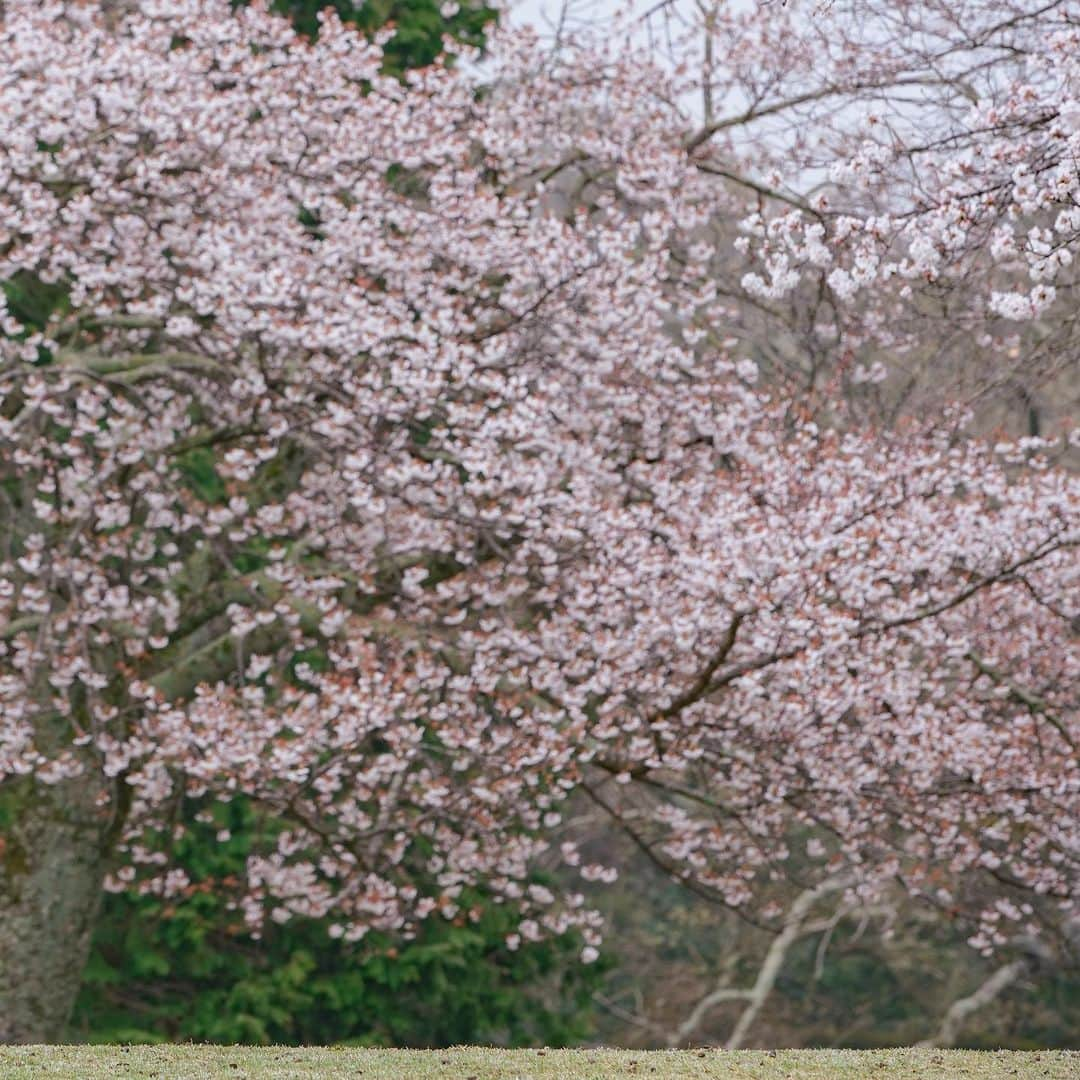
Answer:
[{"xmin": 917, "ymin": 959, "xmax": 1030, "ymax": 1048}]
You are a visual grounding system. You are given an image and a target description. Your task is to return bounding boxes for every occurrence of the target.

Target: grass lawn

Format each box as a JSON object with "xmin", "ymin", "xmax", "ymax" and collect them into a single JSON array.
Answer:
[{"xmin": 0, "ymin": 1047, "xmax": 1075, "ymax": 1079}]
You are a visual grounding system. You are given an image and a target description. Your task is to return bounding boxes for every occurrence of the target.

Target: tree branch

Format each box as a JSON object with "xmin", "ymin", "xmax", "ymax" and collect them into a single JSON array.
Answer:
[
  {"xmin": 967, "ymin": 651, "xmax": 1076, "ymax": 751},
  {"xmin": 724, "ymin": 873, "xmax": 855, "ymax": 1049},
  {"xmin": 917, "ymin": 959, "xmax": 1030, "ymax": 1048},
  {"xmin": 665, "ymin": 873, "xmax": 855, "ymax": 1048}
]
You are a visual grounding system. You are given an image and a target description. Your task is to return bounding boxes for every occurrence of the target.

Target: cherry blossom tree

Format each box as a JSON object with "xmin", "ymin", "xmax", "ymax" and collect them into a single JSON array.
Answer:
[
  {"xmin": 0, "ymin": 0, "xmax": 1077, "ymax": 1043},
  {"xmin": 644, "ymin": 0, "xmax": 1080, "ymax": 437}
]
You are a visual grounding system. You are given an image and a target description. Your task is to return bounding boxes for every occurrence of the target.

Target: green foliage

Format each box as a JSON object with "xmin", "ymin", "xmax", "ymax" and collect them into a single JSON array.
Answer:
[
  {"xmin": 248, "ymin": 0, "xmax": 496, "ymax": 73},
  {"xmin": 996, "ymin": 974, "xmax": 1080, "ymax": 1050},
  {"xmin": 72, "ymin": 799, "xmax": 605, "ymax": 1046},
  {"xmin": 1, "ymin": 271, "xmax": 68, "ymax": 364},
  {"xmin": 1, "ymin": 271, "xmax": 68, "ymax": 332},
  {"xmin": 176, "ymin": 447, "xmax": 228, "ymax": 505}
]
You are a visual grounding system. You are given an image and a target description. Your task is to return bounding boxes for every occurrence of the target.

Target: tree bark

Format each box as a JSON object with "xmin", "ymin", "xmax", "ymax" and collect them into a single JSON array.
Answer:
[{"xmin": 0, "ymin": 777, "xmax": 107, "ymax": 1043}]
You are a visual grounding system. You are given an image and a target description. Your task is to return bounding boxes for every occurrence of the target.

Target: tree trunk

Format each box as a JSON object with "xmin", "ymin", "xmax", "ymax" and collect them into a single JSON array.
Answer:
[{"xmin": 0, "ymin": 778, "xmax": 106, "ymax": 1043}]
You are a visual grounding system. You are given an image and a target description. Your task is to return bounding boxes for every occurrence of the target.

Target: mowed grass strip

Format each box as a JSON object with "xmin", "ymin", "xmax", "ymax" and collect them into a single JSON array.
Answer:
[{"xmin": 0, "ymin": 1047, "xmax": 1075, "ymax": 1079}]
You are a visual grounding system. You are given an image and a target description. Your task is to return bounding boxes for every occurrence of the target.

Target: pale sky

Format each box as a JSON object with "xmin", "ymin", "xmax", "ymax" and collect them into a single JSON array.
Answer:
[{"xmin": 507, "ymin": 0, "xmax": 634, "ymax": 36}]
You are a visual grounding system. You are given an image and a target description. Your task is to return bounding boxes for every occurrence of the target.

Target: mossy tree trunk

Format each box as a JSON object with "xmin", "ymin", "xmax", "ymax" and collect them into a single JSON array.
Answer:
[{"xmin": 0, "ymin": 777, "xmax": 108, "ymax": 1043}]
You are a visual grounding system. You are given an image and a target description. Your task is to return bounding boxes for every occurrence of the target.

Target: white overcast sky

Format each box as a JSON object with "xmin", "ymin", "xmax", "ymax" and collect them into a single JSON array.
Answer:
[{"xmin": 506, "ymin": 0, "xmax": 631, "ymax": 36}]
